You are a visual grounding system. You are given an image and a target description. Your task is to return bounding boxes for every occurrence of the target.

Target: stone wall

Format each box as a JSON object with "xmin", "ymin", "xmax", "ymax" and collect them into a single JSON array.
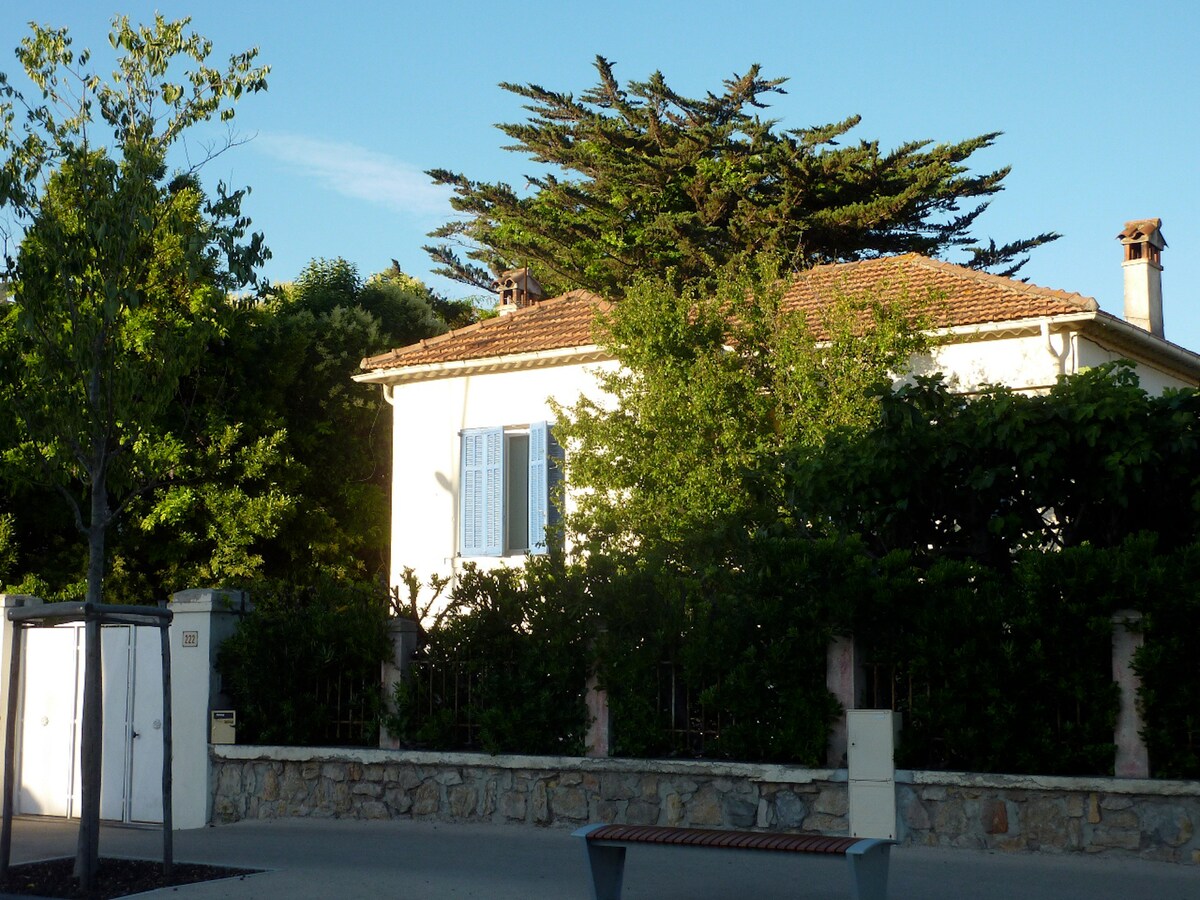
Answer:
[
  {"xmin": 210, "ymin": 747, "xmax": 1200, "ymax": 864},
  {"xmin": 897, "ymin": 771, "xmax": 1200, "ymax": 864},
  {"xmin": 211, "ymin": 747, "xmax": 846, "ymax": 834}
]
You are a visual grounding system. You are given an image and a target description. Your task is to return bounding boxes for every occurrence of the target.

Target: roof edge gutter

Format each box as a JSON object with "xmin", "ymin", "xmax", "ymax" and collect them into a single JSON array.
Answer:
[{"xmin": 354, "ymin": 345, "xmax": 611, "ymax": 386}]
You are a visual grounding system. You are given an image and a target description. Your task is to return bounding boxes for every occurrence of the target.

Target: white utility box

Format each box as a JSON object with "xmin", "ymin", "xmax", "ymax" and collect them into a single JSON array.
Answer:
[{"xmin": 847, "ymin": 709, "xmax": 900, "ymax": 840}]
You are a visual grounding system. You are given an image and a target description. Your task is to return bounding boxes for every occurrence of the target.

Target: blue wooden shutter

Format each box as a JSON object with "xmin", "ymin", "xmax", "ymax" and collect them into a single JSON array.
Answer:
[
  {"xmin": 482, "ymin": 428, "xmax": 504, "ymax": 556},
  {"xmin": 528, "ymin": 421, "xmax": 563, "ymax": 555},
  {"xmin": 460, "ymin": 427, "xmax": 503, "ymax": 557}
]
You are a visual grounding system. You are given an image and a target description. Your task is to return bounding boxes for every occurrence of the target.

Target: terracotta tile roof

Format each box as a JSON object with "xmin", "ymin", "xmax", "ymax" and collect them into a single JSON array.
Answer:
[
  {"xmin": 779, "ymin": 254, "xmax": 1098, "ymax": 338},
  {"xmin": 360, "ymin": 256, "xmax": 1098, "ymax": 371},
  {"xmin": 360, "ymin": 289, "xmax": 607, "ymax": 370}
]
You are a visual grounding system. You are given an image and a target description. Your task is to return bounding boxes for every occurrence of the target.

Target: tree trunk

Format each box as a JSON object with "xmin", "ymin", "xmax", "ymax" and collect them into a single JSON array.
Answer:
[
  {"xmin": 74, "ymin": 482, "xmax": 108, "ymax": 888},
  {"xmin": 160, "ymin": 624, "xmax": 173, "ymax": 875}
]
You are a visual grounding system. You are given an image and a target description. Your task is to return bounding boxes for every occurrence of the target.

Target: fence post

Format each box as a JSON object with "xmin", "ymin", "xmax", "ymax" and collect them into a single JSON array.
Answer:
[
  {"xmin": 584, "ymin": 674, "xmax": 611, "ymax": 758},
  {"xmin": 1111, "ymin": 609, "xmax": 1149, "ymax": 778},
  {"xmin": 826, "ymin": 634, "xmax": 864, "ymax": 768},
  {"xmin": 379, "ymin": 618, "xmax": 420, "ymax": 750}
]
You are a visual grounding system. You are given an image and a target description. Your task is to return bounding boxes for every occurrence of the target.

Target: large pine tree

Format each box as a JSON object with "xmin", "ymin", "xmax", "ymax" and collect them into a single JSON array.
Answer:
[{"xmin": 426, "ymin": 57, "xmax": 1057, "ymax": 296}]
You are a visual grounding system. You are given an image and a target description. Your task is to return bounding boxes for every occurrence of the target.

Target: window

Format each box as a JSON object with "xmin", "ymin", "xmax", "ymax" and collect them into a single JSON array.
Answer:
[{"xmin": 459, "ymin": 421, "xmax": 563, "ymax": 557}]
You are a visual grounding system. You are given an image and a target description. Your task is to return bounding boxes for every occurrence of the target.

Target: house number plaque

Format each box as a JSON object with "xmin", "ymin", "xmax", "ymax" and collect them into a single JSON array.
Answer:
[{"xmin": 182, "ymin": 630, "xmax": 199, "ymax": 647}]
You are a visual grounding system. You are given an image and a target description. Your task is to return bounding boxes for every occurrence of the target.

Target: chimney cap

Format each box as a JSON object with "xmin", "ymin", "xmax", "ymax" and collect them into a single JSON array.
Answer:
[{"xmin": 1117, "ymin": 218, "xmax": 1167, "ymax": 250}]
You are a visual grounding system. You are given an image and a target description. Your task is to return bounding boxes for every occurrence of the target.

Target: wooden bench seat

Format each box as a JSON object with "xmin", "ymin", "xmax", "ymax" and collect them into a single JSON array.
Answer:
[{"xmin": 573, "ymin": 823, "xmax": 894, "ymax": 900}]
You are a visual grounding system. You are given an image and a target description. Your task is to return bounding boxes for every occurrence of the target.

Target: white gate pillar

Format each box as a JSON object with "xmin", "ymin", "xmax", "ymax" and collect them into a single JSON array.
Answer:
[{"xmin": 168, "ymin": 589, "xmax": 249, "ymax": 828}]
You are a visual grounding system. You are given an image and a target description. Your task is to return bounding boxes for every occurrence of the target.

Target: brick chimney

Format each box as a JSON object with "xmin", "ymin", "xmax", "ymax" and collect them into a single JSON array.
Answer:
[
  {"xmin": 1117, "ymin": 218, "xmax": 1166, "ymax": 337},
  {"xmin": 493, "ymin": 268, "xmax": 545, "ymax": 316}
]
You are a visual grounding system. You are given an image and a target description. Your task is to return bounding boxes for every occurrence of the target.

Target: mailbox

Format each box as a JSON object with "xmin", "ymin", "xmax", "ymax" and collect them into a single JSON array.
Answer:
[{"xmin": 210, "ymin": 709, "xmax": 237, "ymax": 745}]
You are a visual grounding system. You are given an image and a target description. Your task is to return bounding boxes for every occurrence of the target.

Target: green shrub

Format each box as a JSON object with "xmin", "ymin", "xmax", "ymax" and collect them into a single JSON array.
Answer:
[
  {"xmin": 855, "ymin": 547, "xmax": 1127, "ymax": 776},
  {"xmin": 1135, "ymin": 542, "xmax": 1200, "ymax": 778},
  {"xmin": 216, "ymin": 576, "xmax": 392, "ymax": 746},
  {"xmin": 388, "ymin": 557, "xmax": 591, "ymax": 755}
]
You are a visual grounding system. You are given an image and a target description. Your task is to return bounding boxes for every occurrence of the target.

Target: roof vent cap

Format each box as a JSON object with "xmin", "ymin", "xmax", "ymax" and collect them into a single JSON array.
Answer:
[{"xmin": 493, "ymin": 268, "xmax": 545, "ymax": 315}]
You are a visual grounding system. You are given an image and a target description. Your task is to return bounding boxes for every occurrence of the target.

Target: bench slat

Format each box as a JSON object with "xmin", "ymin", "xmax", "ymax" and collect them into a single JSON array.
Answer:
[{"xmin": 584, "ymin": 823, "xmax": 861, "ymax": 855}]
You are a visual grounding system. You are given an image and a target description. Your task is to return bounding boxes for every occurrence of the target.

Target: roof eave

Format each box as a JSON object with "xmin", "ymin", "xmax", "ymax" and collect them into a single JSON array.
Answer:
[
  {"xmin": 354, "ymin": 344, "xmax": 612, "ymax": 385},
  {"xmin": 1077, "ymin": 314, "xmax": 1200, "ymax": 385},
  {"xmin": 935, "ymin": 311, "xmax": 1200, "ymax": 384}
]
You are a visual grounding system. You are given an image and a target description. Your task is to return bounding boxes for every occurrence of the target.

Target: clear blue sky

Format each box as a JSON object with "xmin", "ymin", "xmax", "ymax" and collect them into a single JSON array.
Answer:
[{"xmin": 5, "ymin": 1, "xmax": 1200, "ymax": 350}]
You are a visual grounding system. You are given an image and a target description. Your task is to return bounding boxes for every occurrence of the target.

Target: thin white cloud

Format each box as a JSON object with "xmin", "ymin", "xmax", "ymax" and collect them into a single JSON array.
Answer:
[{"xmin": 255, "ymin": 132, "xmax": 451, "ymax": 216}]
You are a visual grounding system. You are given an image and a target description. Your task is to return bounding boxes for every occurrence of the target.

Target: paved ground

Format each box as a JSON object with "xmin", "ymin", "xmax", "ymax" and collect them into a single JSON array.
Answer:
[{"xmin": 2, "ymin": 816, "xmax": 1197, "ymax": 899}]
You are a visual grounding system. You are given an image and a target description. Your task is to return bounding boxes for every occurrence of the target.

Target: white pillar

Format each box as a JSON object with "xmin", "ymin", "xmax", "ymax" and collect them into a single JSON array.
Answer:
[
  {"xmin": 168, "ymin": 589, "xmax": 249, "ymax": 828},
  {"xmin": 584, "ymin": 674, "xmax": 611, "ymax": 758}
]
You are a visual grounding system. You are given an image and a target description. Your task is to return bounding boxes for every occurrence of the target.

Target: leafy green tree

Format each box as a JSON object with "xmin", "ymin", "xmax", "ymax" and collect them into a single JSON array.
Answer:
[
  {"xmin": 0, "ymin": 15, "xmax": 269, "ymax": 607},
  {"xmin": 0, "ymin": 17, "xmax": 267, "ymax": 882},
  {"xmin": 553, "ymin": 256, "xmax": 928, "ymax": 561},
  {"xmin": 426, "ymin": 56, "xmax": 1058, "ymax": 297},
  {"xmin": 1, "ymin": 254, "xmax": 469, "ymax": 604},
  {"xmin": 94, "ymin": 258, "xmax": 470, "ymax": 598}
]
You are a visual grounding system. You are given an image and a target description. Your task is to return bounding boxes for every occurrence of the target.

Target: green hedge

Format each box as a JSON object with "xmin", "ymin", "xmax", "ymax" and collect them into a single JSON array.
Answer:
[
  {"xmin": 392, "ymin": 537, "xmax": 1200, "ymax": 778},
  {"xmin": 216, "ymin": 576, "xmax": 392, "ymax": 746},
  {"xmin": 387, "ymin": 560, "xmax": 591, "ymax": 755}
]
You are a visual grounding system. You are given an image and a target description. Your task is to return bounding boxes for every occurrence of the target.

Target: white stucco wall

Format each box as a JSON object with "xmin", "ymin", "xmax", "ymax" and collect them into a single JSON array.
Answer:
[
  {"xmin": 919, "ymin": 331, "xmax": 1076, "ymax": 393},
  {"xmin": 388, "ymin": 360, "xmax": 616, "ymax": 615},
  {"xmin": 1074, "ymin": 337, "xmax": 1195, "ymax": 394},
  {"xmin": 919, "ymin": 330, "xmax": 1195, "ymax": 394}
]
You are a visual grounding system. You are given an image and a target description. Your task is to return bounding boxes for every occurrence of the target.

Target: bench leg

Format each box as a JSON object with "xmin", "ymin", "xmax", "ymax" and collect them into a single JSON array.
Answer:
[
  {"xmin": 845, "ymin": 840, "xmax": 891, "ymax": 900},
  {"xmin": 580, "ymin": 841, "xmax": 626, "ymax": 900}
]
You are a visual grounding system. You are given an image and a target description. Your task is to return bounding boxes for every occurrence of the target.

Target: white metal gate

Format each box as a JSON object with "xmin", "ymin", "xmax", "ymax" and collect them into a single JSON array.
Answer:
[{"xmin": 15, "ymin": 624, "xmax": 163, "ymax": 824}]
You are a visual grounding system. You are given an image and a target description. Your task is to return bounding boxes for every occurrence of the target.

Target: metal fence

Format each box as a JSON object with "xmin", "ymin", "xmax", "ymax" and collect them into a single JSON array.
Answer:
[
  {"xmin": 401, "ymin": 658, "xmax": 485, "ymax": 750},
  {"xmin": 860, "ymin": 661, "xmax": 923, "ymax": 713},
  {"xmin": 656, "ymin": 662, "xmax": 723, "ymax": 757},
  {"xmin": 313, "ymin": 671, "xmax": 378, "ymax": 746},
  {"xmin": 398, "ymin": 657, "xmax": 724, "ymax": 756}
]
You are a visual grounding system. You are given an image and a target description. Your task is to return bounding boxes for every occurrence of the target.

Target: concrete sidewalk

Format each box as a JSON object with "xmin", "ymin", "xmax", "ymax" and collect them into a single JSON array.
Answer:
[{"xmin": 4, "ymin": 816, "xmax": 1197, "ymax": 899}]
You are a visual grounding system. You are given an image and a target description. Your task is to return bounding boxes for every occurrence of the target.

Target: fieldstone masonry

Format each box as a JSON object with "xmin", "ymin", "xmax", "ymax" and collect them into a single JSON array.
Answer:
[
  {"xmin": 897, "ymin": 772, "xmax": 1200, "ymax": 863},
  {"xmin": 211, "ymin": 747, "xmax": 846, "ymax": 836},
  {"xmin": 210, "ymin": 747, "xmax": 1200, "ymax": 864}
]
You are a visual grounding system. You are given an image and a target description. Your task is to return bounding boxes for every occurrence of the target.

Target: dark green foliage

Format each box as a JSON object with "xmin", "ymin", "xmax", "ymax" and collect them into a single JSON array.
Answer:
[
  {"xmin": 400, "ymin": 363, "xmax": 1200, "ymax": 777},
  {"xmin": 0, "ymin": 17, "xmax": 270, "ymax": 632},
  {"xmin": 801, "ymin": 363, "xmax": 1200, "ymax": 565},
  {"xmin": 593, "ymin": 537, "xmax": 861, "ymax": 764},
  {"xmin": 389, "ymin": 558, "xmax": 591, "ymax": 755},
  {"xmin": 216, "ymin": 576, "xmax": 392, "ymax": 746},
  {"xmin": 1, "ymin": 256, "xmax": 469, "ymax": 603},
  {"xmin": 1134, "ymin": 541, "xmax": 1200, "ymax": 779},
  {"xmin": 427, "ymin": 56, "xmax": 1058, "ymax": 297},
  {"xmin": 585, "ymin": 555, "xmax": 691, "ymax": 759},
  {"xmin": 854, "ymin": 552, "xmax": 1118, "ymax": 776}
]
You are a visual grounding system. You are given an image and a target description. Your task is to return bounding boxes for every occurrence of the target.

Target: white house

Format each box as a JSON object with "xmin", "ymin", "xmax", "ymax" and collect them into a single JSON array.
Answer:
[{"xmin": 356, "ymin": 220, "xmax": 1200, "ymax": 615}]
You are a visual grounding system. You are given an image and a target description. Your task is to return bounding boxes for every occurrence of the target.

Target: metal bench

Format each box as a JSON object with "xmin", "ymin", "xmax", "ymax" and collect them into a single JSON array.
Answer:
[{"xmin": 573, "ymin": 823, "xmax": 894, "ymax": 900}]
